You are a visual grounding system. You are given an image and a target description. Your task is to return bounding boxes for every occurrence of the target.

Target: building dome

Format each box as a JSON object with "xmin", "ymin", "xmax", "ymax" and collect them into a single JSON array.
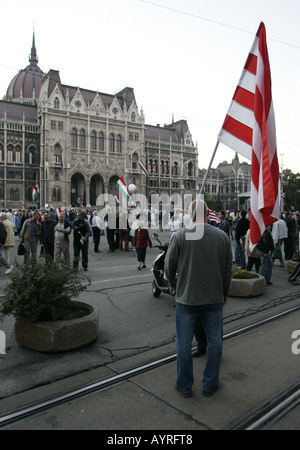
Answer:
[{"xmin": 6, "ymin": 32, "xmax": 44, "ymax": 103}]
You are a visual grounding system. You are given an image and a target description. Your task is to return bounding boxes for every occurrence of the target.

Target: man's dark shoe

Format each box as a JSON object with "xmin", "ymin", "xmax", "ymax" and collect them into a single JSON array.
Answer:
[
  {"xmin": 174, "ymin": 382, "xmax": 193, "ymax": 398},
  {"xmin": 192, "ymin": 348, "xmax": 206, "ymax": 358},
  {"xmin": 202, "ymin": 385, "xmax": 220, "ymax": 397}
]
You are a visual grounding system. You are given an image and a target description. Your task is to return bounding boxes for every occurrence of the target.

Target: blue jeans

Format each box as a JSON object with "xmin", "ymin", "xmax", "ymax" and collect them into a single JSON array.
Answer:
[
  {"xmin": 258, "ymin": 250, "xmax": 272, "ymax": 283},
  {"xmin": 176, "ymin": 302, "xmax": 223, "ymax": 394}
]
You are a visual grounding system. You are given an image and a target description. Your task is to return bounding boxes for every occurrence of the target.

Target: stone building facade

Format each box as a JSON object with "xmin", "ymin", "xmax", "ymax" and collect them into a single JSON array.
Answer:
[
  {"xmin": 0, "ymin": 33, "xmax": 198, "ymax": 210},
  {"xmin": 198, "ymin": 153, "xmax": 251, "ymax": 211}
]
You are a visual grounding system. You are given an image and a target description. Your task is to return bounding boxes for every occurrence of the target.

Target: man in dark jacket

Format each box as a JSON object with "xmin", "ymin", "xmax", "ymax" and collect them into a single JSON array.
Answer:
[
  {"xmin": 73, "ymin": 211, "xmax": 92, "ymax": 271},
  {"xmin": 40, "ymin": 213, "xmax": 57, "ymax": 259},
  {"xmin": 257, "ymin": 227, "xmax": 274, "ymax": 285},
  {"xmin": 235, "ymin": 210, "xmax": 249, "ymax": 269},
  {"xmin": 0, "ymin": 221, "xmax": 13, "ymax": 274}
]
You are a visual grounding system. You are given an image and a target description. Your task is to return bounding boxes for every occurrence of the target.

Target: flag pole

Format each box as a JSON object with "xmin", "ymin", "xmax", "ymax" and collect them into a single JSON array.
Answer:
[
  {"xmin": 192, "ymin": 140, "xmax": 220, "ymax": 223},
  {"xmin": 199, "ymin": 140, "xmax": 220, "ymax": 195}
]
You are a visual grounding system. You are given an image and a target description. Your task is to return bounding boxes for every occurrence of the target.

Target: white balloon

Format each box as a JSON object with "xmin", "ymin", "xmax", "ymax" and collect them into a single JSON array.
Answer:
[{"xmin": 128, "ymin": 184, "xmax": 136, "ymax": 193}]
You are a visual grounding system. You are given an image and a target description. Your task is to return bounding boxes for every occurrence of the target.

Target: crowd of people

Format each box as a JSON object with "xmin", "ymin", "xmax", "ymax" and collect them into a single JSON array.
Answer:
[
  {"xmin": 215, "ymin": 208, "xmax": 300, "ymax": 286},
  {"xmin": 0, "ymin": 202, "xmax": 299, "ymax": 401},
  {"xmin": 0, "ymin": 205, "xmax": 299, "ymax": 283}
]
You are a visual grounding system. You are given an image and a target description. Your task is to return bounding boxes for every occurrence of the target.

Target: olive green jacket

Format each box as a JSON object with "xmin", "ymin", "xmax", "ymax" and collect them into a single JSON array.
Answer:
[{"xmin": 165, "ymin": 224, "xmax": 232, "ymax": 305}]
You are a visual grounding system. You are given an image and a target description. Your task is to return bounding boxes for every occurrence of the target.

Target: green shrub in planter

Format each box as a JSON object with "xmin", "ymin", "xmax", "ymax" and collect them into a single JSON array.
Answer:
[
  {"xmin": 232, "ymin": 269, "xmax": 258, "ymax": 279},
  {"xmin": 0, "ymin": 257, "xmax": 90, "ymax": 323}
]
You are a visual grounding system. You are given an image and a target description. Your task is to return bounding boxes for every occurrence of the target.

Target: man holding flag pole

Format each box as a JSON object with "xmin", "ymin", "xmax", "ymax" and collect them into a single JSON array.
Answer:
[{"xmin": 167, "ymin": 22, "xmax": 280, "ymax": 399}]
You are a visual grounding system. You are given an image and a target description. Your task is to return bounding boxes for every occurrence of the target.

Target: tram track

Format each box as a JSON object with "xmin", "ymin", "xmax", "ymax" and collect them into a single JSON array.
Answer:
[
  {"xmin": 1, "ymin": 303, "xmax": 299, "ymax": 429},
  {"xmin": 227, "ymin": 378, "xmax": 300, "ymax": 430}
]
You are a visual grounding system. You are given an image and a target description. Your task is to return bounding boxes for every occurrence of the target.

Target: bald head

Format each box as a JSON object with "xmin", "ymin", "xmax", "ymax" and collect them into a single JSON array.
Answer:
[{"xmin": 190, "ymin": 199, "xmax": 208, "ymax": 223}]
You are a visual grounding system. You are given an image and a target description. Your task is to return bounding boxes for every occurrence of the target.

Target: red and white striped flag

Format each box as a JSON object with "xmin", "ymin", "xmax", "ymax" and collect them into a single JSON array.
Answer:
[
  {"xmin": 218, "ymin": 22, "xmax": 280, "ymax": 247},
  {"xmin": 208, "ymin": 209, "xmax": 221, "ymax": 224}
]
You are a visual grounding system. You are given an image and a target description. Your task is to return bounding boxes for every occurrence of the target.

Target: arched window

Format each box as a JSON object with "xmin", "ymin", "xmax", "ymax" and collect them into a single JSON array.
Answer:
[
  {"xmin": 10, "ymin": 187, "xmax": 19, "ymax": 201},
  {"xmin": 7, "ymin": 144, "xmax": 14, "ymax": 163},
  {"xmin": 132, "ymin": 152, "xmax": 139, "ymax": 170},
  {"xmin": 149, "ymin": 159, "xmax": 153, "ymax": 174},
  {"xmin": 131, "ymin": 112, "xmax": 136, "ymax": 122},
  {"xmin": 52, "ymin": 188, "xmax": 61, "ymax": 202},
  {"xmin": 188, "ymin": 162, "xmax": 194, "ymax": 177},
  {"xmin": 28, "ymin": 145, "xmax": 36, "ymax": 164},
  {"xmin": 116, "ymin": 134, "xmax": 122, "ymax": 153},
  {"xmin": 54, "ymin": 143, "xmax": 62, "ymax": 164},
  {"xmin": 71, "ymin": 128, "xmax": 78, "ymax": 148},
  {"xmin": 172, "ymin": 162, "xmax": 178, "ymax": 176},
  {"xmin": 165, "ymin": 161, "xmax": 169, "ymax": 175},
  {"xmin": 79, "ymin": 129, "xmax": 86, "ymax": 149},
  {"xmin": 15, "ymin": 145, "xmax": 22, "ymax": 163},
  {"xmin": 109, "ymin": 133, "xmax": 115, "ymax": 152},
  {"xmin": 54, "ymin": 97, "xmax": 60, "ymax": 109},
  {"xmin": 91, "ymin": 131, "xmax": 97, "ymax": 150},
  {"xmin": 98, "ymin": 132, "xmax": 104, "ymax": 151},
  {"xmin": 27, "ymin": 187, "xmax": 32, "ymax": 201},
  {"xmin": 0, "ymin": 144, "xmax": 3, "ymax": 162},
  {"xmin": 161, "ymin": 160, "xmax": 164, "ymax": 175}
]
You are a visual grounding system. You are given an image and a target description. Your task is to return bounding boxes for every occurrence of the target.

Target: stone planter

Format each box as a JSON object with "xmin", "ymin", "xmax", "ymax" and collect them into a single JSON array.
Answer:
[
  {"xmin": 15, "ymin": 302, "xmax": 99, "ymax": 353},
  {"xmin": 286, "ymin": 260, "xmax": 299, "ymax": 274},
  {"xmin": 229, "ymin": 272, "xmax": 266, "ymax": 298}
]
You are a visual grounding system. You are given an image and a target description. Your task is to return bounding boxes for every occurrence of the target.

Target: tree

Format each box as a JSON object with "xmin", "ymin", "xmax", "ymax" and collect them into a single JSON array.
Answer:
[{"xmin": 282, "ymin": 169, "xmax": 300, "ymax": 210}]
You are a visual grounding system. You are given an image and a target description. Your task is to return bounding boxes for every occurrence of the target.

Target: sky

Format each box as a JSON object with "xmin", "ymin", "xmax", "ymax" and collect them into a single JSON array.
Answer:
[{"xmin": 1, "ymin": 0, "xmax": 300, "ymax": 173}]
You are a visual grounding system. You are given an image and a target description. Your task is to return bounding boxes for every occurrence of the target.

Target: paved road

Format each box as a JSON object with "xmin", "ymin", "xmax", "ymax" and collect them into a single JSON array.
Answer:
[{"xmin": 0, "ymin": 229, "xmax": 299, "ymax": 401}]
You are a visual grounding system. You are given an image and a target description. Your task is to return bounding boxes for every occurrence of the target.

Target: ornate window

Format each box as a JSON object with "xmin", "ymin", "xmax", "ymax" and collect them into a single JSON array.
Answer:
[
  {"xmin": 54, "ymin": 97, "xmax": 60, "ymax": 109},
  {"xmin": 109, "ymin": 133, "xmax": 115, "ymax": 152},
  {"xmin": 188, "ymin": 162, "xmax": 194, "ymax": 177},
  {"xmin": 10, "ymin": 187, "xmax": 19, "ymax": 201},
  {"xmin": 79, "ymin": 129, "xmax": 86, "ymax": 149},
  {"xmin": 52, "ymin": 188, "xmax": 62, "ymax": 202},
  {"xmin": 132, "ymin": 152, "xmax": 139, "ymax": 170},
  {"xmin": 15, "ymin": 145, "xmax": 22, "ymax": 163},
  {"xmin": 116, "ymin": 134, "xmax": 122, "ymax": 153},
  {"xmin": 98, "ymin": 132, "xmax": 104, "ymax": 151},
  {"xmin": 172, "ymin": 162, "xmax": 179, "ymax": 176},
  {"xmin": 91, "ymin": 131, "xmax": 97, "ymax": 150},
  {"xmin": 71, "ymin": 128, "xmax": 78, "ymax": 148},
  {"xmin": 28, "ymin": 145, "xmax": 36, "ymax": 164},
  {"xmin": 7, "ymin": 144, "xmax": 14, "ymax": 163},
  {"xmin": 131, "ymin": 112, "xmax": 136, "ymax": 122},
  {"xmin": 54, "ymin": 143, "xmax": 62, "ymax": 165}
]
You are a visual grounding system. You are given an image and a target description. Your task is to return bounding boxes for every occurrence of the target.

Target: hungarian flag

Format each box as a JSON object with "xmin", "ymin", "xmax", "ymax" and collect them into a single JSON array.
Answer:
[
  {"xmin": 114, "ymin": 194, "xmax": 120, "ymax": 204},
  {"xmin": 32, "ymin": 187, "xmax": 38, "ymax": 202},
  {"xmin": 139, "ymin": 160, "xmax": 149, "ymax": 176},
  {"xmin": 116, "ymin": 177, "xmax": 130, "ymax": 201},
  {"xmin": 218, "ymin": 22, "xmax": 280, "ymax": 247},
  {"xmin": 35, "ymin": 179, "xmax": 40, "ymax": 194}
]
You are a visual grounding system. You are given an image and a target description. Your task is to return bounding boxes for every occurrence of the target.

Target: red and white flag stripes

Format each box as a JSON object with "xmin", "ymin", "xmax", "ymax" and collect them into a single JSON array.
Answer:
[{"xmin": 218, "ymin": 22, "xmax": 280, "ymax": 247}]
